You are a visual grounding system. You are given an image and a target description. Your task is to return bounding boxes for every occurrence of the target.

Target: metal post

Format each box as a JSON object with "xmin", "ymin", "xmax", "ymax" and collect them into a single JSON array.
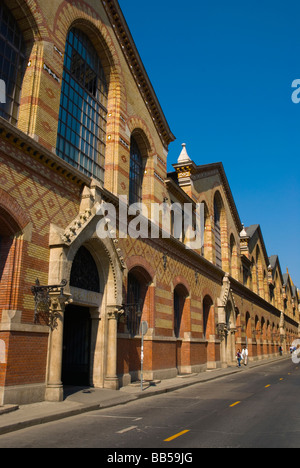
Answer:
[
  {"xmin": 140, "ymin": 321, "xmax": 148, "ymax": 391},
  {"xmin": 141, "ymin": 332, "xmax": 144, "ymax": 392}
]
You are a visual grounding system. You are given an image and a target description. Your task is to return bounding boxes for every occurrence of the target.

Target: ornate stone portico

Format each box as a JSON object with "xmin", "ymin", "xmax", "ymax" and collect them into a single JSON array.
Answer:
[
  {"xmin": 217, "ymin": 274, "xmax": 238, "ymax": 368},
  {"xmin": 45, "ymin": 187, "xmax": 125, "ymax": 401}
]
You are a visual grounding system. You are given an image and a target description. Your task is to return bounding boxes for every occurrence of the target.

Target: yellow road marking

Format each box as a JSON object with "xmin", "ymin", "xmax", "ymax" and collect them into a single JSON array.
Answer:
[
  {"xmin": 265, "ymin": 385, "xmax": 271, "ymax": 388},
  {"xmin": 230, "ymin": 401, "xmax": 241, "ymax": 407},
  {"xmin": 164, "ymin": 430, "xmax": 190, "ymax": 442}
]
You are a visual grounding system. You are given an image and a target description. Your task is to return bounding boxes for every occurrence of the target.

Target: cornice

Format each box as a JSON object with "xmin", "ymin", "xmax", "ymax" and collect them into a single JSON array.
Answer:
[
  {"xmin": 0, "ymin": 117, "xmax": 90, "ymax": 191},
  {"xmin": 102, "ymin": 0, "xmax": 175, "ymax": 149}
]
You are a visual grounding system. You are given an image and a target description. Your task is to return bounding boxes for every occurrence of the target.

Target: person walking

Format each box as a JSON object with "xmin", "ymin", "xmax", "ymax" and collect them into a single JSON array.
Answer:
[
  {"xmin": 241, "ymin": 346, "xmax": 248, "ymax": 366},
  {"xmin": 236, "ymin": 349, "xmax": 242, "ymax": 368}
]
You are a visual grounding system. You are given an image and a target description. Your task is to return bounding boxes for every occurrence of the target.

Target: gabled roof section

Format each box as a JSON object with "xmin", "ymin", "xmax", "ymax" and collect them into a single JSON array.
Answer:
[
  {"xmin": 245, "ymin": 224, "xmax": 270, "ymax": 268},
  {"xmin": 283, "ymin": 270, "xmax": 299, "ymax": 300},
  {"xmin": 198, "ymin": 162, "xmax": 242, "ymax": 232},
  {"xmin": 292, "ymin": 284, "xmax": 300, "ymax": 302},
  {"xmin": 171, "ymin": 158, "xmax": 243, "ymax": 232},
  {"xmin": 268, "ymin": 255, "xmax": 284, "ymax": 284},
  {"xmin": 102, "ymin": 0, "xmax": 175, "ymax": 149}
]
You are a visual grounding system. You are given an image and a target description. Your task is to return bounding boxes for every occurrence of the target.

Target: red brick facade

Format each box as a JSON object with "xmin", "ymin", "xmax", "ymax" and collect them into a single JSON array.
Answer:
[{"xmin": 0, "ymin": 0, "xmax": 299, "ymax": 405}]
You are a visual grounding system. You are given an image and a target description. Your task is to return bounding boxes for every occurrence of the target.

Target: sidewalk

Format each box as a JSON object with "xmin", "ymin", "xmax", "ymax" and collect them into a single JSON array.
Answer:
[{"xmin": 0, "ymin": 356, "xmax": 289, "ymax": 436}]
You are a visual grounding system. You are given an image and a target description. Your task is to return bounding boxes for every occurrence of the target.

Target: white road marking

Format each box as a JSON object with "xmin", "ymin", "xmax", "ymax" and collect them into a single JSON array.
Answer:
[{"xmin": 117, "ymin": 426, "xmax": 138, "ymax": 434}]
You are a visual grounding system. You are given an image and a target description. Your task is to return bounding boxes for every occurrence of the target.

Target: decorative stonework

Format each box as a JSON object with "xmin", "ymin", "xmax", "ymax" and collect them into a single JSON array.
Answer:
[{"xmin": 61, "ymin": 209, "xmax": 93, "ymax": 245}]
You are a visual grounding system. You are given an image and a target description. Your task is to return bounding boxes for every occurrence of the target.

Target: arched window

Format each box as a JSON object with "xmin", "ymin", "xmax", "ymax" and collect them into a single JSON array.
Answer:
[
  {"xmin": 203, "ymin": 296, "xmax": 214, "ymax": 339},
  {"xmin": 255, "ymin": 247, "xmax": 261, "ymax": 295},
  {"xmin": 70, "ymin": 246, "xmax": 100, "ymax": 293},
  {"xmin": 245, "ymin": 312, "xmax": 251, "ymax": 340},
  {"xmin": 173, "ymin": 289, "xmax": 182, "ymax": 339},
  {"xmin": 127, "ymin": 272, "xmax": 142, "ymax": 336},
  {"xmin": 0, "ymin": 207, "xmax": 22, "ymax": 312},
  {"xmin": 230, "ymin": 234, "xmax": 237, "ymax": 278},
  {"xmin": 129, "ymin": 136, "xmax": 144, "ymax": 205},
  {"xmin": 0, "ymin": 2, "xmax": 26, "ymax": 125},
  {"xmin": 214, "ymin": 193, "xmax": 222, "ymax": 269},
  {"xmin": 201, "ymin": 202, "xmax": 210, "ymax": 258},
  {"xmin": 126, "ymin": 266, "xmax": 152, "ymax": 337},
  {"xmin": 173, "ymin": 284, "xmax": 189, "ymax": 339},
  {"xmin": 56, "ymin": 28, "xmax": 108, "ymax": 183}
]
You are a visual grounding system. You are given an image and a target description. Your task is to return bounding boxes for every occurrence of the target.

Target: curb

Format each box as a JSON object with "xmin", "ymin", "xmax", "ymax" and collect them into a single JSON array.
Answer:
[{"xmin": 0, "ymin": 405, "xmax": 19, "ymax": 417}]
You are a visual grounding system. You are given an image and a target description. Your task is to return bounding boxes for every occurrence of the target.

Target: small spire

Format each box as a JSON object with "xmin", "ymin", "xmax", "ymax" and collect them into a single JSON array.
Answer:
[
  {"xmin": 240, "ymin": 223, "xmax": 248, "ymax": 238},
  {"xmin": 177, "ymin": 143, "xmax": 191, "ymax": 164}
]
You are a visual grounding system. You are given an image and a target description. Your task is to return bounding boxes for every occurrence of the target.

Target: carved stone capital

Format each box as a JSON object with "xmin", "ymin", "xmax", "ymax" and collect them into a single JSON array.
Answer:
[{"xmin": 107, "ymin": 305, "xmax": 124, "ymax": 320}]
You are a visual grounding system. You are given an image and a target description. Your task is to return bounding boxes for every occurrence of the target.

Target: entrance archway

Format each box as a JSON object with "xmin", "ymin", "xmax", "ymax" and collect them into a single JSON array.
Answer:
[
  {"xmin": 225, "ymin": 301, "xmax": 236, "ymax": 365},
  {"xmin": 46, "ymin": 213, "xmax": 124, "ymax": 401},
  {"xmin": 218, "ymin": 275, "xmax": 238, "ymax": 368}
]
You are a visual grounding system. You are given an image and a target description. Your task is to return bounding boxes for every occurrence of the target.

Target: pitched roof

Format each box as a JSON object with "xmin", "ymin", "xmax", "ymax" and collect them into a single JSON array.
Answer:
[
  {"xmin": 268, "ymin": 255, "xmax": 284, "ymax": 283},
  {"xmin": 245, "ymin": 224, "xmax": 269, "ymax": 268}
]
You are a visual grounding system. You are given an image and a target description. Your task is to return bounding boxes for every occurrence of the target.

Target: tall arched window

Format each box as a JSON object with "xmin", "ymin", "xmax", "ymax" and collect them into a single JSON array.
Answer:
[
  {"xmin": 173, "ymin": 289, "xmax": 182, "ymax": 339},
  {"xmin": 214, "ymin": 194, "xmax": 222, "ymax": 269},
  {"xmin": 56, "ymin": 28, "xmax": 108, "ymax": 183},
  {"xmin": 129, "ymin": 136, "xmax": 144, "ymax": 205},
  {"xmin": 201, "ymin": 202, "xmax": 210, "ymax": 258},
  {"xmin": 127, "ymin": 272, "xmax": 142, "ymax": 336},
  {"xmin": 203, "ymin": 295, "xmax": 214, "ymax": 340},
  {"xmin": 0, "ymin": 2, "xmax": 26, "ymax": 125},
  {"xmin": 173, "ymin": 284, "xmax": 189, "ymax": 339},
  {"xmin": 0, "ymin": 207, "xmax": 22, "ymax": 312}
]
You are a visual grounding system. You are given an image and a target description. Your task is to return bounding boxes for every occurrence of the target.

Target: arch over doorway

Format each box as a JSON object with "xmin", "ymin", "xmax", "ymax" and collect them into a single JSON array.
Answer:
[{"xmin": 46, "ymin": 216, "xmax": 124, "ymax": 401}]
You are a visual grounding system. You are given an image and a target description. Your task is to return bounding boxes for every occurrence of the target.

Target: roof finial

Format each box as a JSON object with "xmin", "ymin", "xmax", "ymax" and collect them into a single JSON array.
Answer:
[
  {"xmin": 177, "ymin": 143, "xmax": 191, "ymax": 164},
  {"xmin": 240, "ymin": 223, "xmax": 248, "ymax": 238}
]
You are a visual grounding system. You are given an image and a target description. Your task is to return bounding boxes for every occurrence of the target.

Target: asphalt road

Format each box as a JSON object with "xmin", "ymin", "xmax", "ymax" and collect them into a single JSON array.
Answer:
[{"xmin": 0, "ymin": 359, "xmax": 299, "ymax": 449}]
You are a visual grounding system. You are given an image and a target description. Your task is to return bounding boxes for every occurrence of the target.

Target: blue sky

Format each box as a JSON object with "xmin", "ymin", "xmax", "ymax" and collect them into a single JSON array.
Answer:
[{"xmin": 119, "ymin": 0, "xmax": 300, "ymax": 287}]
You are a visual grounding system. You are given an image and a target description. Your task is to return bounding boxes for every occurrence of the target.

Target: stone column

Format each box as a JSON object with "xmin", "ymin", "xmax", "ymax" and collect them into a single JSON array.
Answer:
[
  {"xmin": 45, "ymin": 292, "xmax": 70, "ymax": 402},
  {"xmin": 230, "ymin": 328, "xmax": 237, "ymax": 364},
  {"xmin": 217, "ymin": 299, "xmax": 227, "ymax": 368},
  {"xmin": 90, "ymin": 307, "xmax": 102, "ymax": 388},
  {"xmin": 104, "ymin": 306, "xmax": 123, "ymax": 390}
]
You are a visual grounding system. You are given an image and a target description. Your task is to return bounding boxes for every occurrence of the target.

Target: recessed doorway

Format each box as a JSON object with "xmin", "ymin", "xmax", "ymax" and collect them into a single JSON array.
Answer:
[{"xmin": 62, "ymin": 305, "xmax": 91, "ymax": 386}]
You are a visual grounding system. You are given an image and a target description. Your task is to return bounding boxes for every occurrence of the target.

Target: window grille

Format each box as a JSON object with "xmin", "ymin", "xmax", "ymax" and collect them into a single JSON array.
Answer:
[{"xmin": 126, "ymin": 273, "xmax": 142, "ymax": 336}]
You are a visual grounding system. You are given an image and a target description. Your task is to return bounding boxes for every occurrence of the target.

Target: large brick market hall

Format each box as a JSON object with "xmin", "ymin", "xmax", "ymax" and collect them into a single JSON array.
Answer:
[{"xmin": 0, "ymin": 0, "xmax": 299, "ymax": 405}]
